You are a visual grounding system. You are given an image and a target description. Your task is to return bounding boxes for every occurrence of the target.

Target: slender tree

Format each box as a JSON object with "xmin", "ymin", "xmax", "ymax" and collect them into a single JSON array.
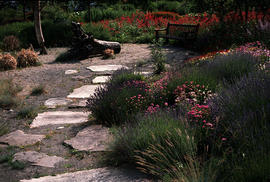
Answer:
[{"xmin": 33, "ymin": 0, "xmax": 48, "ymax": 54}]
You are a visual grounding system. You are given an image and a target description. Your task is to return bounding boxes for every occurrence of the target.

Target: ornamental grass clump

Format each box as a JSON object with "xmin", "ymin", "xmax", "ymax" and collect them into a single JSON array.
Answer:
[
  {"xmin": 17, "ymin": 49, "xmax": 39, "ymax": 68},
  {"xmin": 0, "ymin": 53, "xmax": 17, "ymax": 71},
  {"xmin": 108, "ymin": 111, "xmax": 193, "ymax": 166}
]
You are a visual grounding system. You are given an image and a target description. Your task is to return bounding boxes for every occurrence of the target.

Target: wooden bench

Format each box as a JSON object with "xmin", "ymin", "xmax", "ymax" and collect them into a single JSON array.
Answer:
[{"xmin": 155, "ymin": 23, "xmax": 200, "ymax": 44}]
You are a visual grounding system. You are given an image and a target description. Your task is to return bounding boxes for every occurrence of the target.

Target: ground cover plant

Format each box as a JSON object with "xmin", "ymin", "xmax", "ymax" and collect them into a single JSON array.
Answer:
[{"xmin": 87, "ymin": 40, "xmax": 270, "ymax": 181}]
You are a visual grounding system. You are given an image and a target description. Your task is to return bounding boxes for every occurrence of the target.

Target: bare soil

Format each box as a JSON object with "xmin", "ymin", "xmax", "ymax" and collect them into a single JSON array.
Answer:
[{"xmin": 0, "ymin": 44, "xmax": 195, "ymax": 182}]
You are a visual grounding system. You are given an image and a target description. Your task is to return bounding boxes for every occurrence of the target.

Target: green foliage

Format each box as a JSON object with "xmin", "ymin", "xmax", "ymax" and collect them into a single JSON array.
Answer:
[
  {"xmin": 17, "ymin": 106, "xmax": 38, "ymax": 119},
  {"xmin": 108, "ymin": 112, "xmax": 193, "ymax": 165},
  {"xmin": 87, "ymin": 69, "xmax": 146, "ymax": 126},
  {"xmin": 151, "ymin": 40, "xmax": 166, "ymax": 74},
  {"xmin": 84, "ymin": 4, "xmax": 136, "ymax": 22},
  {"xmin": 0, "ymin": 79, "xmax": 21, "ymax": 109},
  {"xmin": 82, "ymin": 23, "xmax": 111, "ymax": 40},
  {"xmin": 30, "ymin": 85, "xmax": 45, "ymax": 96}
]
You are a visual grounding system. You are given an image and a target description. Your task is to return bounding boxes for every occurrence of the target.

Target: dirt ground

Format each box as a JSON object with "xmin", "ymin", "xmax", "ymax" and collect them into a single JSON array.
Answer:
[{"xmin": 0, "ymin": 44, "xmax": 195, "ymax": 182}]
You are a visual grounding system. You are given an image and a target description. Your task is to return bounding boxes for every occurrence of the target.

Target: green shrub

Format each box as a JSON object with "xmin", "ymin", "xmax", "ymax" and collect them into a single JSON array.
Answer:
[
  {"xmin": 108, "ymin": 111, "xmax": 194, "ymax": 167},
  {"xmin": 82, "ymin": 23, "xmax": 111, "ymax": 41},
  {"xmin": 87, "ymin": 69, "xmax": 147, "ymax": 126},
  {"xmin": 30, "ymin": 85, "xmax": 45, "ymax": 96},
  {"xmin": 0, "ymin": 79, "xmax": 20, "ymax": 109},
  {"xmin": 17, "ymin": 106, "xmax": 37, "ymax": 119}
]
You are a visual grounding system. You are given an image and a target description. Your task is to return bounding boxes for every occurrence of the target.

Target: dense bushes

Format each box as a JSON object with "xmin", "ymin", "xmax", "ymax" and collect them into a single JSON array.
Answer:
[
  {"xmin": 17, "ymin": 49, "xmax": 39, "ymax": 68},
  {"xmin": 0, "ymin": 53, "xmax": 17, "ymax": 70},
  {"xmin": 87, "ymin": 69, "xmax": 147, "ymax": 126}
]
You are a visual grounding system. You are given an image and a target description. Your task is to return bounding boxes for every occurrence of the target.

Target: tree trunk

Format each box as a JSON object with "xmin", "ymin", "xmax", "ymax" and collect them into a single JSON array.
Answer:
[{"xmin": 33, "ymin": 0, "xmax": 48, "ymax": 55}]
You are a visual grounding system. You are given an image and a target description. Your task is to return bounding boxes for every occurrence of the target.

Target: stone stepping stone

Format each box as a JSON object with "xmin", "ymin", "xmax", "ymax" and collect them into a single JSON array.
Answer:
[
  {"xmin": 20, "ymin": 167, "xmax": 150, "ymax": 182},
  {"xmin": 44, "ymin": 98, "xmax": 73, "ymax": 109},
  {"xmin": 0, "ymin": 130, "xmax": 45, "ymax": 147},
  {"xmin": 65, "ymin": 70, "xmax": 78, "ymax": 75},
  {"xmin": 67, "ymin": 85, "xmax": 102, "ymax": 99},
  {"xmin": 92, "ymin": 76, "xmax": 110, "ymax": 84},
  {"xmin": 64, "ymin": 125, "xmax": 110, "ymax": 152},
  {"xmin": 13, "ymin": 151, "xmax": 66, "ymax": 168},
  {"xmin": 87, "ymin": 65, "xmax": 128, "ymax": 72},
  {"xmin": 30, "ymin": 111, "xmax": 89, "ymax": 128}
]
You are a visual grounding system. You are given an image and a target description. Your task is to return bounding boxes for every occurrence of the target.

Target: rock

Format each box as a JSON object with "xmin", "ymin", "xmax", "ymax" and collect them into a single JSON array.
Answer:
[
  {"xmin": 20, "ymin": 167, "xmax": 150, "ymax": 182},
  {"xmin": 64, "ymin": 125, "xmax": 110, "ymax": 152},
  {"xmin": 13, "ymin": 151, "xmax": 66, "ymax": 168},
  {"xmin": 65, "ymin": 70, "xmax": 78, "ymax": 75},
  {"xmin": 86, "ymin": 65, "xmax": 128, "ymax": 72},
  {"xmin": 67, "ymin": 85, "xmax": 102, "ymax": 99},
  {"xmin": 44, "ymin": 98, "xmax": 73, "ymax": 109},
  {"xmin": 0, "ymin": 130, "xmax": 45, "ymax": 147},
  {"xmin": 92, "ymin": 76, "xmax": 110, "ymax": 84},
  {"xmin": 30, "ymin": 111, "xmax": 89, "ymax": 128},
  {"xmin": 134, "ymin": 71, "xmax": 152, "ymax": 76},
  {"xmin": 68, "ymin": 99, "xmax": 88, "ymax": 108},
  {"xmin": 56, "ymin": 126, "xmax": 65, "ymax": 130}
]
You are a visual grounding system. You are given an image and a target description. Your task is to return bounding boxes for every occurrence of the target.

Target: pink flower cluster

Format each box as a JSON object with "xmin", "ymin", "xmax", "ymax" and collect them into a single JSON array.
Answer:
[
  {"xmin": 174, "ymin": 81, "xmax": 212, "ymax": 105},
  {"xmin": 187, "ymin": 104, "xmax": 213, "ymax": 128},
  {"xmin": 146, "ymin": 103, "xmax": 160, "ymax": 114},
  {"xmin": 236, "ymin": 41, "xmax": 270, "ymax": 62},
  {"xmin": 126, "ymin": 94, "xmax": 147, "ymax": 112}
]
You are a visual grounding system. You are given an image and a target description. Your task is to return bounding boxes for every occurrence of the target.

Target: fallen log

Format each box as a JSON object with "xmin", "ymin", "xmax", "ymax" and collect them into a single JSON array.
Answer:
[{"xmin": 67, "ymin": 22, "xmax": 121, "ymax": 60}]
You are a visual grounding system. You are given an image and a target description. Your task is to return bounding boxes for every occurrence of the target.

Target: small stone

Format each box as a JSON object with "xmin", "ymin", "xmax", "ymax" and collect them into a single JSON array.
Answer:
[
  {"xmin": 68, "ymin": 99, "xmax": 88, "ymax": 108},
  {"xmin": 30, "ymin": 111, "xmax": 90, "ymax": 128},
  {"xmin": 92, "ymin": 76, "xmax": 110, "ymax": 84},
  {"xmin": 134, "ymin": 71, "xmax": 152, "ymax": 76},
  {"xmin": 44, "ymin": 98, "xmax": 72, "ymax": 109},
  {"xmin": 67, "ymin": 85, "xmax": 102, "ymax": 99},
  {"xmin": 0, "ymin": 130, "xmax": 45, "ymax": 147},
  {"xmin": 87, "ymin": 65, "xmax": 128, "ymax": 72},
  {"xmin": 65, "ymin": 70, "xmax": 78, "ymax": 75},
  {"xmin": 13, "ymin": 151, "xmax": 66, "ymax": 168},
  {"xmin": 64, "ymin": 125, "xmax": 110, "ymax": 152},
  {"xmin": 56, "ymin": 126, "xmax": 65, "ymax": 130},
  {"xmin": 20, "ymin": 167, "xmax": 150, "ymax": 182}
]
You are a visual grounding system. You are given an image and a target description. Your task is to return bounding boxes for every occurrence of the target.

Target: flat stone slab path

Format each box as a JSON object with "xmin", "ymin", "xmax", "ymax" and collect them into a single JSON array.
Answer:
[
  {"xmin": 44, "ymin": 98, "xmax": 73, "ymax": 109},
  {"xmin": 30, "ymin": 111, "xmax": 89, "ymax": 128},
  {"xmin": 0, "ymin": 130, "xmax": 45, "ymax": 147},
  {"xmin": 20, "ymin": 167, "xmax": 150, "ymax": 182},
  {"xmin": 67, "ymin": 85, "xmax": 102, "ymax": 99},
  {"xmin": 64, "ymin": 125, "xmax": 110, "ymax": 152},
  {"xmin": 87, "ymin": 65, "xmax": 128, "ymax": 72},
  {"xmin": 13, "ymin": 151, "xmax": 66, "ymax": 168},
  {"xmin": 92, "ymin": 76, "xmax": 110, "ymax": 84}
]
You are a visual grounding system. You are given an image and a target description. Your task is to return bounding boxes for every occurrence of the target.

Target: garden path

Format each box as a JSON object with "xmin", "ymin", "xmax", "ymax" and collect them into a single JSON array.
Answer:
[{"xmin": 0, "ymin": 44, "xmax": 195, "ymax": 181}]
